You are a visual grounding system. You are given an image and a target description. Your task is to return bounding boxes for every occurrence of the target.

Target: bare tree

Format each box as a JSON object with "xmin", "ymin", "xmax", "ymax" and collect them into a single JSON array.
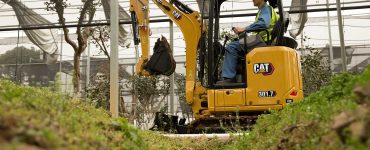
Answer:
[
  {"xmin": 91, "ymin": 25, "xmax": 110, "ymax": 60},
  {"xmin": 45, "ymin": 0, "xmax": 99, "ymax": 96}
]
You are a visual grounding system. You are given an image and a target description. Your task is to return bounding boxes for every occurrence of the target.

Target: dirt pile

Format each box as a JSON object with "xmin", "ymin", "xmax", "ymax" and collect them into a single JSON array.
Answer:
[
  {"xmin": 325, "ymin": 85, "xmax": 370, "ymax": 148},
  {"xmin": 0, "ymin": 80, "xmax": 145, "ymax": 149}
]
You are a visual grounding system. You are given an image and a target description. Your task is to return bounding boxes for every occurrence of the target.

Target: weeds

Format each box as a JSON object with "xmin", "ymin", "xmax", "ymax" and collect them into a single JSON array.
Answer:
[
  {"xmin": 0, "ymin": 80, "xmax": 145, "ymax": 149},
  {"xmin": 227, "ymin": 66, "xmax": 370, "ymax": 149}
]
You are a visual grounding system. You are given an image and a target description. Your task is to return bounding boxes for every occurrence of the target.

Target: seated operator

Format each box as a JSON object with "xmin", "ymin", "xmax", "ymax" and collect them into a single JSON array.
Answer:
[{"xmin": 217, "ymin": 0, "xmax": 278, "ymax": 84}]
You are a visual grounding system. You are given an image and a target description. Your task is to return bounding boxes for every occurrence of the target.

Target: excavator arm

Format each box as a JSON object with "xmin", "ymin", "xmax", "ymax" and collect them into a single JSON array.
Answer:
[
  {"xmin": 130, "ymin": 0, "xmax": 204, "ymax": 106},
  {"xmin": 130, "ymin": 0, "xmax": 151, "ymax": 76}
]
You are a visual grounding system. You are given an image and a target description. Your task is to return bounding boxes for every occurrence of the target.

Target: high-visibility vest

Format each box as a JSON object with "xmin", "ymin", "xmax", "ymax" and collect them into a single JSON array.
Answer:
[{"xmin": 255, "ymin": 4, "xmax": 279, "ymax": 42}]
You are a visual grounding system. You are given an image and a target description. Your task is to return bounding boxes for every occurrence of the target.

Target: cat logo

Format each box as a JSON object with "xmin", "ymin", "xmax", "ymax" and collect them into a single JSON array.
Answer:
[
  {"xmin": 253, "ymin": 63, "xmax": 274, "ymax": 75},
  {"xmin": 172, "ymin": 10, "xmax": 182, "ymax": 20}
]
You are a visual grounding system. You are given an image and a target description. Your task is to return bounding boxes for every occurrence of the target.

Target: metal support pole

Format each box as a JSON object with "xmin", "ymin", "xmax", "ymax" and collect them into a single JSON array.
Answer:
[
  {"xmin": 326, "ymin": 0, "xmax": 334, "ymax": 71},
  {"xmin": 20, "ymin": 32, "xmax": 23, "ymax": 84},
  {"xmin": 82, "ymin": 47, "xmax": 87, "ymax": 97},
  {"xmin": 300, "ymin": 33, "xmax": 304, "ymax": 55},
  {"xmin": 59, "ymin": 30, "xmax": 63, "ymax": 92},
  {"xmin": 59, "ymin": 31, "xmax": 63, "ymax": 75},
  {"xmin": 15, "ymin": 26, "xmax": 20, "ymax": 83},
  {"xmin": 110, "ymin": 0, "xmax": 119, "ymax": 117},
  {"xmin": 336, "ymin": 0, "xmax": 347, "ymax": 72},
  {"xmin": 169, "ymin": 21, "xmax": 175, "ymax": 115},
  {"xmin": 86, "ymin": 42, "xmax": 90, "ymax": 87}
]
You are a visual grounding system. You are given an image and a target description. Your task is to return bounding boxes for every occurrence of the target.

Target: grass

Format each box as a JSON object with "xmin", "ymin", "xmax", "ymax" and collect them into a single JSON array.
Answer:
[
  {"xmin": 1, "ymin": 66, "xmax": 369, "ymax": 149},
  {"xmin": 0, "ymin": 80, "xmax": 229, "ymax": 150},
  {"xmin": 227, "ymin": 66, "xmax": 370, "ymax": 150},
  {"xmin": 0, "ymin": 80, "xmax": 145, "ymax": 149}
]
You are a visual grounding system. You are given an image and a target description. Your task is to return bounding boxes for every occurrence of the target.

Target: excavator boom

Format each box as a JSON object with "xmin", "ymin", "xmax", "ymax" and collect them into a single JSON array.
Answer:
[{"xmin": 130, "ymin": 0, "xmax": 204, "ymax": 106}]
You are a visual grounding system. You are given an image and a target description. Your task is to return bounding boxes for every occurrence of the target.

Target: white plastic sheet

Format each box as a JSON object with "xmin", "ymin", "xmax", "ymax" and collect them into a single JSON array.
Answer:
[
  {"xmin": 289, "ymin": 0, "xmax": 308, "ymax": 38},
  {"xmin": 101, "ymin": 0, "xmax": 132, "ymax": 48},
  {"xmin": 4, "ymin": 0, "xmax": 59, "ymax": 63}
]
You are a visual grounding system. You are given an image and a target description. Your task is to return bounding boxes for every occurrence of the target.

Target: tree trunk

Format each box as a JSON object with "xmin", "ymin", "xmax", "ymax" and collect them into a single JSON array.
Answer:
[
  {"xmin": 130, "ymin": 94, "xmax": 137, "ymax": 123},
  {"xmin": 73, "ymin": 53, "xmax": 81, "ymax": 96}
]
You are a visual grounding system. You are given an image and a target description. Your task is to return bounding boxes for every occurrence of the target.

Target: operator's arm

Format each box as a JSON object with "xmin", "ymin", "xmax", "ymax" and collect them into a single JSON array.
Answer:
[{"xmin": 245, "ymin": 6, "xmax": 272, "ymax": 32}]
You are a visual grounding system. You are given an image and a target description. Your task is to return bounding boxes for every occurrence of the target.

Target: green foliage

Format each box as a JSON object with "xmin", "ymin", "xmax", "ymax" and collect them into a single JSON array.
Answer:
[
  {"xmin": 0, "ymin": 79, "xmax": 232, "ymax": 150},
  {"xmin": 86, "ymin": 64, "xmax": 130, "ymax": 112},
  {"xmin": 174, "ymin": 73, "xmax": 192, "ymax": 118},
  {"xmin": 51, "ymin": 72, "xmax": 62, "ymax": 92},
  {"xmin": 86, "ymin": 79, "xmax": 110, "ymax": 110},
  {"xmin": 0, "ymin": 46, "xmax": 42, "ymax": 64},
  {"xmin": 0, "ymin": 80, "xmax": 146, "ymax": 149},
  {"xmin": 126, "ymin": 75, "xmax": 170, "ymax": 104},
  {"xmin": 301, "ymin": 48, "xmax": 332, "ymax": 96},
  {"xmin": 125, "ymin": 75, "xmax": 170, "ymax": 128},
  {"xmin": 227, "ymin": 65, "xmax": 370, "ymax": 150}
]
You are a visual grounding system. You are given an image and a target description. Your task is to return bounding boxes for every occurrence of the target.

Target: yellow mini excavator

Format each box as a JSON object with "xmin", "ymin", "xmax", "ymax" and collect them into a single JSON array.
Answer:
[{"xmin": 130, "ymin": 0, "xmax": 304, "ymax": 133}]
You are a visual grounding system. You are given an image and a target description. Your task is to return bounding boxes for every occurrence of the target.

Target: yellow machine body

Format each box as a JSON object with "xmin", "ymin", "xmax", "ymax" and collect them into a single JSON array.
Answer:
[
  {"xmin": 206, "ymin": 47, "xmax": 303, "ymax": 114},
  {"xmin": 130, "ymin": 0, "xmax": 304, "ymax": 120}
]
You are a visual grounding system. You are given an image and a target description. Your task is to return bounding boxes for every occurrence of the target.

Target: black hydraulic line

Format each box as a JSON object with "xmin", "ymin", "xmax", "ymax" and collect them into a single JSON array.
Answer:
[
  {"xmin": 198, "ymin": 0, "xmax": 206, "ymax": 85},
  {"xmin": 1, "ymin": 5, "xmax": 370, "ymax": 31},
  {"xmin": 130, "ymin": 12, "xmax": 140, "ymax": 46},
  {"xmin": 171, "ymin": 0, "xmax": 194, "ymax": 14}
]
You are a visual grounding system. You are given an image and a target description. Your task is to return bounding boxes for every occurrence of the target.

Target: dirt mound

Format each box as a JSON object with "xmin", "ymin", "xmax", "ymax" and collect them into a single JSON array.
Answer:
[{"xmin": 0, "ymin": 80, "xmax": 145, "ymax": 149}]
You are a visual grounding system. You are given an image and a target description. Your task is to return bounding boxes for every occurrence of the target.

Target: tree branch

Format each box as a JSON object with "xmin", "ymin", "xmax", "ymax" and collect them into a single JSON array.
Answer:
[
  {"xmin": 99, "ymin": 31, "xmax": 110, "ymax": 60},
  {"xmin": 77, "ymin": 0, "xmax": 95, "ymax": 54},
  {"xmin": 54, "ymin": 1, "xmax": 78, "ymax": 51}
]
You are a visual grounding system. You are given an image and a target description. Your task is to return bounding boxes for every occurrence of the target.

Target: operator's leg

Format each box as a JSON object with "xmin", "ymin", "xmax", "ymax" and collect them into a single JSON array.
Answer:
[{"xmin": 221, "ymin": 41, "xmax": 245, "ymax": 79}]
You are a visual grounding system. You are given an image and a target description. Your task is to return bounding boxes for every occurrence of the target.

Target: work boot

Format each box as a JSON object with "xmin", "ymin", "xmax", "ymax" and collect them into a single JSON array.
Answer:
[{"xmin": 216, "ymin": 78, "xmax": 235, "ymax": 85}]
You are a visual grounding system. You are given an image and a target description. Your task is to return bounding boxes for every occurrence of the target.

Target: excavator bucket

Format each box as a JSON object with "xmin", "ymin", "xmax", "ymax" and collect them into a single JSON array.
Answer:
[{"xmin": 144, "ymin": 36, "xmax": 176, "ymax": 76}]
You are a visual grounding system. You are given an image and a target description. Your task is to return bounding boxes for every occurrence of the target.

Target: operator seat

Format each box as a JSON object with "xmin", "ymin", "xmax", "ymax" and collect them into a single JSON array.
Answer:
[
  {"xmin": 269, "ymin": 12, "xmax": 298, "ymax": 49},
  {"xmin": 234, "ymin": 12, "xmax": 298, "ymax": 83},
  {"xmin": 238, "ymin": 12, "xmax": 298, "ymax": 49}
]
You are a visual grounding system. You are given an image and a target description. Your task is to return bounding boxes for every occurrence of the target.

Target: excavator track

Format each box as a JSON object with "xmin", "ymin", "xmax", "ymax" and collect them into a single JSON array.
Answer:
[{"xmin": 150, "ymin": 112, "xmax": 260, "ymax": 134}]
